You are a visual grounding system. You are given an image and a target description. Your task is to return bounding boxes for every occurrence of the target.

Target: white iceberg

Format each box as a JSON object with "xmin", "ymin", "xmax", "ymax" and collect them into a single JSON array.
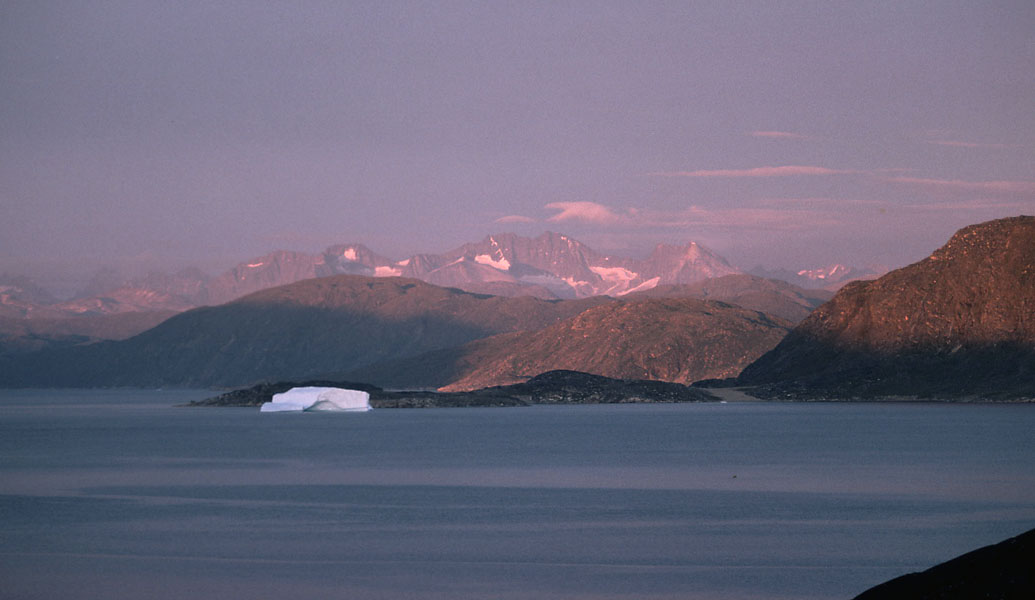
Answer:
[{"xmin": 260, "ymin": 387, "xmax": 372, "ymax": 413}]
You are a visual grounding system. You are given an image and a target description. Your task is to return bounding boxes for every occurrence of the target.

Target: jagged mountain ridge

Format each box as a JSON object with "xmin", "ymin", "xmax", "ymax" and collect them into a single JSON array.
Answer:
[
  {"xmin": 0, "ymin": 240, "xmax": 828, "ymax": 359},
  {"xmin": 11, "ymin": 232, "xmax": 743, "ymax": 316},
  {"xmin": 0, "ymin": 232, "xmax": 844, "ymax": 356},
  {"xmin": 736, "ymin": 215, "xmax": 1035, "ymax": 399},
  {"xmin": 387, "ymin": 232, "xmax": 740, "ymax": 299}
]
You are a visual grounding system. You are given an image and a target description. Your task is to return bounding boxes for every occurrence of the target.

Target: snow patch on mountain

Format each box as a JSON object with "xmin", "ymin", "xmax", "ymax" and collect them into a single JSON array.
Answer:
[
  {"xmin": 617, "ymin": 277, "xmax": 661, "ymax": 296},
  {"xmin": 589, "ymin": 265, "xmax": 639, "ymax": 295},
  {"xmin": 590, "ymin": 265, "xmax": 637, "ymax": 282},
  {"xmin": 562, "ymin": 276, "xmax": 599, "ymax": 297},
  {"xmin": 797, "ymin": 264, "xmax": 849, "ymax": 280},
  {"xmin": 374, "ymin": 266, "xmax": 402, "ymax": 277},
  {"xmin": 474, "ymin": 254, "xmax": 512, "ymax": 271}
]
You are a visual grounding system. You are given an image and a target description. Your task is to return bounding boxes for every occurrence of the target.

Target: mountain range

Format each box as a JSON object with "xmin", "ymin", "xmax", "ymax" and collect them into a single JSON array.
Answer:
[
  {"xmin": 4, "ymin": 231, "xmax": 858, "ymax": 316},
  {"xmin": 0, "ymin": 276, "xmax": 607, "ymax": 388},
  {"xmin": 734, "ymin": 215, "xmax": 1035, "ymax": 400},
  {"xmin": 2, "ymin": 216, "xmax": 1031, "ymax": 398},
  {"xmin": 0, "ymin": 273, "xmax": 798, "ymax": 390},
  {"xmin": 1, "ymin": 232, "xmax": 836, "ymax": 355}
]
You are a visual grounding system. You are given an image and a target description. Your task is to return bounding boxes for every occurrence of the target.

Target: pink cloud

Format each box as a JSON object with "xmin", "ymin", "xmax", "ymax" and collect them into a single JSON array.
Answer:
[
  {"xmin": 886, "ymin": 177, "xmax": 1035, "ymax": 194},
  {"xmin": 544, "ymin": 202, "xmax": 626, "ymax": 224},
  {"xmin": 748, "ymin": 130, "xmax": 810, "ymax": 140},
  {"xmin": 495, "ymin": 214, "xmax": 536, "ymax": 224},
  {"xmin": 649, "ymin": 165, "xmax": 854, "ymax": 177}
]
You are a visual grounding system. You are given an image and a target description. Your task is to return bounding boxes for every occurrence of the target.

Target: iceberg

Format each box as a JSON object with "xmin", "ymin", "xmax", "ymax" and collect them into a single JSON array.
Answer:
[{"xmin": 259, "ymin": 387, "xmax": 372, "ymax": 413}]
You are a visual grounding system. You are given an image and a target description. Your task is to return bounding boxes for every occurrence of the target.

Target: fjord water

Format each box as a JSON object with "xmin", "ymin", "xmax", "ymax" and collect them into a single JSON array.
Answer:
[{"xmin": 1, "ymin": 391, "xmax": 1033, "ymax": 600}]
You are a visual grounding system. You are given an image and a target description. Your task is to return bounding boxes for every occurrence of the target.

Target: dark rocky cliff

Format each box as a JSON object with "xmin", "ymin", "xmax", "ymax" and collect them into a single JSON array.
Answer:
[
  {"xmin": 852, "ymin": 527, "xmax": 1035, "ymax": 599},
  {"xmin": 736, "ymin": 216, "xmax": 1035, "ymax": 399}
]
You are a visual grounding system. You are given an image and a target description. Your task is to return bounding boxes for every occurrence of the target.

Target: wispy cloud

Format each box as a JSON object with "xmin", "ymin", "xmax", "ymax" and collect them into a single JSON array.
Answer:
[
  {"xmin": 926, "ymin": 140, "xmax": 1016, "ymax": 149},
  {"xmin": 494, "ymin": 214, "xmax": 536, "ymax": 224},
  {"xmin": 904, "ymin": 198, "xmax": 1035, "ymax": 211},
  {"xmin": 748, "ymin": 130, "xmax": 811, "ymax": 140},
  {"xmin": 757, "ymin": 197, "xmax": 887, "ymax": 208},
  {"xmin": 541, "ymin": 201, "xmax": 840, "ymax": 231},
  {"xmin": 544, "ymin": 201, "xmax": 627, "ymax": 224},
  {"xmin": 886, "ymin": 176, "xmax": 1035, "ymax": 194},
  {"xmin": 649, "ymin": 165, "xmax": 854, "ymax": 178}
]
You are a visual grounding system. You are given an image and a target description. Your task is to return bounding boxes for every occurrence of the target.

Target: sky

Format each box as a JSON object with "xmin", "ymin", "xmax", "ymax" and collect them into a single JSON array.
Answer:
[{"xmin": 2, "ymin": 1, "xmax": 1033, "ymax": 290}]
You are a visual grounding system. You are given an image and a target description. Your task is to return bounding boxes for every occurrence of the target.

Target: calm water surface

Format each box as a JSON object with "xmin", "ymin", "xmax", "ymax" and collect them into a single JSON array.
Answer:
[{"xmin": 1, "ymin": 389, "xmax": 1033, "ymax": 599}]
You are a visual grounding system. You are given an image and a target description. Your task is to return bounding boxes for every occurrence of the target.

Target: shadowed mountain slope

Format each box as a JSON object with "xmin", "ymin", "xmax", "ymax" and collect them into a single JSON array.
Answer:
[
  {"xmin": 0, "ymin": 311, "xmax": 177, "ymax": 355},
  {"xmin": 348, "ymin": 297, "xmax": 792, "ymax": 391},
  {"xmin": 736, "ymin": 216, "xmax": 1035, "ymax": 399},
  {"xmin": 0, "ymin": 275, "xmax": 607, "ymax": 388}
]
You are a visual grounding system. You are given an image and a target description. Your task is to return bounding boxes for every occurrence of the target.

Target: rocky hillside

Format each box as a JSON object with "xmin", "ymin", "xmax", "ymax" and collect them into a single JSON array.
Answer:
[
  {"xmin": 0, "ymin": 275, "xmax": 607, "ymax": 388},
  {"xmin": 736, "ymin": 216, "xmax": 1035, "ymax": 399},
  {"xmin": 348, "ymin": 297, "xmax": 792, "ymax": 391},
  {"xmin": 629, "ymin": 274, "xmax": 831, "ymax": 323}
]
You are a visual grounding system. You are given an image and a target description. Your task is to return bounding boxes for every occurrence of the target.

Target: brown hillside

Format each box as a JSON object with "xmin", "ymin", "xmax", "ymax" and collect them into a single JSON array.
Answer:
[
  {"xmin": 737, "ymin": 216, "xmax": 1035, "ymax": 399},
  {"xmin": 349, "ymin": 297, "xmax": 791, "ymax": 391}
]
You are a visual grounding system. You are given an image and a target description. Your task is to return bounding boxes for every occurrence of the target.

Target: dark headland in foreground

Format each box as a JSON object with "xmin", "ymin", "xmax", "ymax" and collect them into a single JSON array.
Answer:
[
  {"xmin": 186, "ymin": 369, "xmax": 718, "ymax": 408},
  {"xmin": 852, "ymin": 527, "xmax": 1035, "ymax": 599},
  {"xmin": 728, "ymin": 216, "xmax": 1035, "ymax": 401}
]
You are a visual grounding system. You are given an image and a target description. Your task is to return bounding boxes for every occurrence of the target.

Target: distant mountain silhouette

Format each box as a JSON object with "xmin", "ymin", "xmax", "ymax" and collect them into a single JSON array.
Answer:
[
  {"xmin": 736, "ymin": 216, "xmax": 1035, "ymax": 399},
  {"xmin": 748, "ymin": 263, "xmax": 885, "ymax": 290},
  {"xmin": 0, "ymin": 311, "xmax": 176, "ymax": 355}
]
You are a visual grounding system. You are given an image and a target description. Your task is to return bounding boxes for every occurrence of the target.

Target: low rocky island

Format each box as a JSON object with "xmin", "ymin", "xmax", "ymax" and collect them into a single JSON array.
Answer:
[{"xmin": 186, "ymin": 369, "xmax": 718, "ymax": 408}]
